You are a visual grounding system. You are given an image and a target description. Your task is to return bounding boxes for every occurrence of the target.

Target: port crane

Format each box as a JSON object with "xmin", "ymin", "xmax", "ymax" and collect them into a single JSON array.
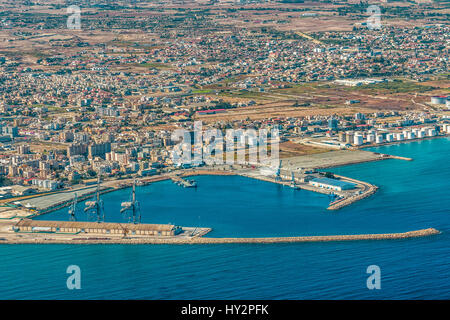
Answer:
[
  {"xmin": 329, "ymin": 192, "xmax": 339, "ymax": 204},
  {"xmin": 120, "ymin": 179, "xmax": 141, "ymax": 224},
  {"xmin": 275, "ymin": 160, "xmax": 282, "ymax": 181},
  {"xmin": 84, "ymin": 176, "xmax": 105, "ymax": 223},
  {"xmin": 290, "ymin": 172, "xmax": 299, "ymax": 190},
  {"xmin": 68, "ymin": 193, "xmax": 78, "ymax": 221}
]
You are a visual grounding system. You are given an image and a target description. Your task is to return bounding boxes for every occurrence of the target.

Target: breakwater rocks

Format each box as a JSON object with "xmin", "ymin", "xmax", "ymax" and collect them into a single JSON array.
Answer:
[
  {"xmin": 1, "ymin": 228, "xmax": 440, "ymax": 245},
  {"xmin": 327, "ymin": 174, "xmax": 378, "ymax": 210}
]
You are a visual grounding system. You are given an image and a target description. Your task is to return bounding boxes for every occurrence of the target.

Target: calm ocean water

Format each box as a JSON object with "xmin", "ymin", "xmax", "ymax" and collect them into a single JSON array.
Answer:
[{"xmin": 1, "ymin": 138, "xmax": 449, "ymax": 299}]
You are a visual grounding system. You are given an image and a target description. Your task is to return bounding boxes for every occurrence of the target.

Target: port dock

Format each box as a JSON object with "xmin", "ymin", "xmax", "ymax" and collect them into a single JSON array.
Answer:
[
  {"xmin": 0, "ymin": 155, "xmax": 437, "ymax": 245},
  {"xmin": 170, "ymin": 176, "xmax": 197, "ymax": 188},
  {"xmin": 0, "ymin": 218, "xmax": 439, "ymax": 244}
]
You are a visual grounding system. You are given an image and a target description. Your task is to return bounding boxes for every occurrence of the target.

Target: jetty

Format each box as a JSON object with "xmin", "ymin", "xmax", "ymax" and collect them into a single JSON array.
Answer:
[
  {"xmin": 170, "ymin": 176, "xmax": 197, "ymax": 188},
  {"xmin": 181, "ymin": 228, "xmax": 441, "ymax": 244},
  {"xmin": 327, "ymin": 174, "xmax": 378, "ymax": 210},
  {"xmin": 0, "ymin": 221, "xmax": 439, "ymax": 244}
]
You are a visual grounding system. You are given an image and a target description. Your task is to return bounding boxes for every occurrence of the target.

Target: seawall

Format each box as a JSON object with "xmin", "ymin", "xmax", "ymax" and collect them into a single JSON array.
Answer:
[{"xmin": 0, "ymin": 228, "xmax": 440, "ymax": 245}]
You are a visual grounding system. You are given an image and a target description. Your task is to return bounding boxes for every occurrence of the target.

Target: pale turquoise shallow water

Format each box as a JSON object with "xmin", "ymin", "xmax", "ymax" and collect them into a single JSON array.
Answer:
[{"xmin": 1, "ymin": 137, "xmax": 449, "ymax": 299}]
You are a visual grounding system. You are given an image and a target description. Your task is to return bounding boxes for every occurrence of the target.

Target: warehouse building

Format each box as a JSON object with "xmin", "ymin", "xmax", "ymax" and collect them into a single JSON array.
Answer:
[
  {"xmin": 14, "ymin": 219, "xmax": 182, "ymax": 236},
  {"xmin": 430, "ymin": 96, "xmax": 448, "ymax": 105},
  {"xmin": 309, "ymin": 177, "xmax": 356, "ymax": 191}
]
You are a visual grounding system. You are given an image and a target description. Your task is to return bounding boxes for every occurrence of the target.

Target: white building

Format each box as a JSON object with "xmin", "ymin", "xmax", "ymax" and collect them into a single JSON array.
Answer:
[
  {"xmin": 430, "ymin": 96, "xmax": 448, "ymax": 105},
  {"xmin": 309, "ymin": 177, "xmax": 356, "ymax": 192}
]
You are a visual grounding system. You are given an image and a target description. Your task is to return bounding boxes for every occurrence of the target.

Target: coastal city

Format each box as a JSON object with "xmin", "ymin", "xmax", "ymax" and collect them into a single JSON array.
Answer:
[
  {"xmin": 0, "ymin": 0, "xmax": 449, "ymax": 301},
  {"xmin": 0, "ymin": 1, "xmax": 448, "ymax": 197}
]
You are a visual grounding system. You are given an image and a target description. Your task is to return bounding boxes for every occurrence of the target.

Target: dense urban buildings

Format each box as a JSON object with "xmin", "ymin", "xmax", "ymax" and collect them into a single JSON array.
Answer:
[{"xmin": 0, "ymin": 0, "xmax": 449, "ymax": 302}]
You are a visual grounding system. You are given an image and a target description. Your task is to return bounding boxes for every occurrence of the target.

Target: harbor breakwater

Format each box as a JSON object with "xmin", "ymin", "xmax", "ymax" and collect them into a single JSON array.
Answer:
[
  {"xmin": 0, "ymin": 228, "xmax": 440, "ymax": 245},
  {"xmin": 327, "ymin": 174, "xmax": 378, "ymax": 210}
]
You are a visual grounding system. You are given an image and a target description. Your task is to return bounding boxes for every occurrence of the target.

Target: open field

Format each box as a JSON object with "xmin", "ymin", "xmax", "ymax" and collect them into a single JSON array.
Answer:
[
  {"xmin": 282, "ymin": 149, "xmax": 392, "ymax": 170},
  {"xmin": 195, "ymin": 101, "xmax": 376, "ymax": 122},
  {"xmin": 198, "ymin": 78, "xmax": 449, "ymax": 120},
  {"xmin": 279, "ymin": 141, "xmax": 332, "ymax": 158}
]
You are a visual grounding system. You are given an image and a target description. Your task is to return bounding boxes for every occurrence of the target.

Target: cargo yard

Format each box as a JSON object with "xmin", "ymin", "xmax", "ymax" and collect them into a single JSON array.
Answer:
[{"xmin": 280, "ymin": 149, "xmax": 409, "ymax": 170}]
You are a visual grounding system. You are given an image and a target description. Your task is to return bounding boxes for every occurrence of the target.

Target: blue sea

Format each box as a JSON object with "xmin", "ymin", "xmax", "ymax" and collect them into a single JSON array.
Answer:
[{"xmin": 1, "ymin": 138, "xmax": 449, "ymax": 299}]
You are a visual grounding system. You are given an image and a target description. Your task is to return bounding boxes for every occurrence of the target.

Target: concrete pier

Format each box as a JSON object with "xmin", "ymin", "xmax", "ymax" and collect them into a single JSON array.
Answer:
[
  {"xmin": 0, "ymin": 224, "xmax": 439, "ymax": 245},
  {"xmin": 170, "ymin": 176, "xmax": 197, "ymax": 188},
  {"xmin": 327, "ymin": 174, "xmax": 378, "ymax": 210}
]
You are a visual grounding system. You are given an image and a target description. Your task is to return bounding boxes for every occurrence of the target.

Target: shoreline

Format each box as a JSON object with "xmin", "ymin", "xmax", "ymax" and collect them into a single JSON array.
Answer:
[
  {"xmin": 311, "ymin": 153, "xmax": 412, "ymax": 170},
  {"xmin": 2, "ymin": 137, "xmax": 446, "ymax": 245},
  {"xmin": 7, "ymin": 135, "xmax": 444, "ymax": 215},
  {"xmin": 0, "ymin": 228, "xmax": 440, "ymax": 245},
  {"xmin": 1, "ymin": 167, "xmax": 380, "ymax": 218}
]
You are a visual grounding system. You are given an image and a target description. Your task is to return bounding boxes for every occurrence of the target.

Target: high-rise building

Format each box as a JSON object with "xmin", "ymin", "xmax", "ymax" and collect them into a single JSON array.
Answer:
[
  {"xmin": 67, "ymin": 143, "xmax": 88, "ymax": 157},
  {"xmin": 328, "ymin": 119, "xmax": 338, "ymax": 130},
  {"xmin": 88, "ymin": 142, "xmax": 111, "ymax": 160}
]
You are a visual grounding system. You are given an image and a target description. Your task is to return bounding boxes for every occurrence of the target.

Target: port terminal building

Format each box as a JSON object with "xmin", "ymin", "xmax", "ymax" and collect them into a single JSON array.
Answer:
[
  {"xmin": 14, "ymin": 219, "xmax": 182, "ymax": 236},
  {"xmin": 309, "ymin": 178, "xmax": 356, "ymax": 192}
]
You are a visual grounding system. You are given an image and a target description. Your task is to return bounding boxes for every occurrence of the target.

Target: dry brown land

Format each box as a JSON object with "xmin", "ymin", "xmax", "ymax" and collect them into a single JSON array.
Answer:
[
  {"xmin": 196, "ymin": 101, "xmax": 376, "ymax": 123},
  {"xmin": 28, "ymin": 141, "xmax": 67, "ymax": 153},
  {"xmin": 279, "ymin": 141, "xmax": 331, "ymax": 158}
]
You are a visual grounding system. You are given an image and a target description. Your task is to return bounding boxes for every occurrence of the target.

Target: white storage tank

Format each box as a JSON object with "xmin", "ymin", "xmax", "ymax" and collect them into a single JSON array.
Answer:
[
  {"xmin": 354, "ymin": 134, "xmax": 364, "ymax": 146},
  {"xmin": 375, "ymin": 135, "xmax": 384, "ymax": 144},
  {"xmin": 444, "ymin": 124, "xmax": 450, "ymax": 134},
  {"xmin": 427, "ymin": 128, "xmax": 436, "ymax": 136},
  {"xmin": 430, "ymin": 96, "xmax": 448, "ymax": 105},
  {"xmin": 386, "ymin": 134, "xmax": 394, "ymax": 142},
  {"xmin": 417, "ymin": 130, "xmax": 425, "ymax": 138}
]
